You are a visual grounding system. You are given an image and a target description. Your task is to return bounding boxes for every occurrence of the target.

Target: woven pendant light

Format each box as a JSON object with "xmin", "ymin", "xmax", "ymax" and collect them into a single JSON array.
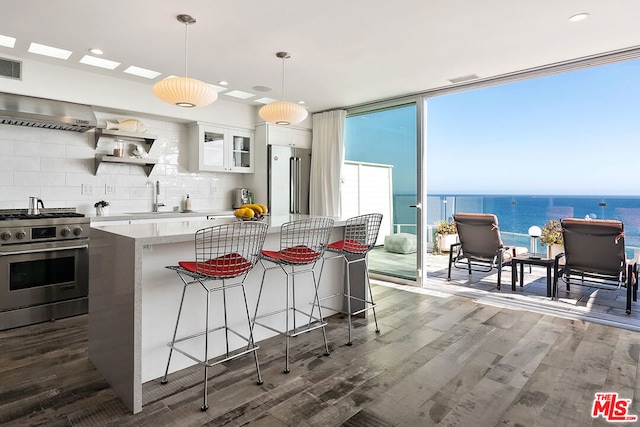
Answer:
[
  {"xmin": 259, "ymin": 52, "xmax": 307, "ymax": 125},
  {"xmin": 152, "ymin": 14, "xmax": 217, "ymax": 108}
]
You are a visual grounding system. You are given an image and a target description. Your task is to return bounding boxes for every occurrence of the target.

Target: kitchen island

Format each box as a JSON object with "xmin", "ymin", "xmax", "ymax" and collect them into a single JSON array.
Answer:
[{"xmin": 89, "ymin": 215, "xmax": 352, "ymax": 414}]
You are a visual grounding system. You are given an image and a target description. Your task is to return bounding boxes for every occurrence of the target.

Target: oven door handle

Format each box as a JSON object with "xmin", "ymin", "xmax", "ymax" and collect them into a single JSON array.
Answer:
[{"xmin": 0, "ymin": 244, "xmax": 89, "ymax": 256}]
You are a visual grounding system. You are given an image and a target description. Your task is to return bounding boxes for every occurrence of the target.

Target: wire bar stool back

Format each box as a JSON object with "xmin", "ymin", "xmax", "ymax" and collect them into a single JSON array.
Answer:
[
  {"xmin": 335, "ymin": 213, "xmax": 384, "ymax": 255},
  {"xmin": 266, "ymin": 217, "xmax": 335, "ymax": 265},
  {"xmin": 186, "ymin": 222, "xmax": 267, "ymax": 278}
]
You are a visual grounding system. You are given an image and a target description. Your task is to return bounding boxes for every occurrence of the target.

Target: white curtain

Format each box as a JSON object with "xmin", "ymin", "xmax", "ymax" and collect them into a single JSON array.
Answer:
[{"xmin": 309, "ymin": 110, "xmax": 346, "ymax": 216}]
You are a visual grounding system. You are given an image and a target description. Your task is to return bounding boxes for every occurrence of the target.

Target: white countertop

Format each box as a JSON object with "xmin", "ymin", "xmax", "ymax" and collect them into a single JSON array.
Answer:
[
  {"xmin": 89, "ymin": 209, "xmax": 235, "ymax": 222},
  {"xmin": 91, "ymin": 214, "xmax": 345, "ymax": 245}
]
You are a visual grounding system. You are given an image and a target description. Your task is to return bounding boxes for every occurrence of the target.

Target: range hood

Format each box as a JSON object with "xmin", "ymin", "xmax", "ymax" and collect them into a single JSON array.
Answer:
[{"xmin": 0, "ymin": 92, "xmax": 97, "ymax": 132}]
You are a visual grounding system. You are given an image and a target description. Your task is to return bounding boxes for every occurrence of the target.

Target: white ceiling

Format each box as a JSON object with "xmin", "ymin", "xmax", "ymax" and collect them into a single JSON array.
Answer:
[{"xmin": 1, "ymin": 0, "xmax": 640, "ymax": 113}]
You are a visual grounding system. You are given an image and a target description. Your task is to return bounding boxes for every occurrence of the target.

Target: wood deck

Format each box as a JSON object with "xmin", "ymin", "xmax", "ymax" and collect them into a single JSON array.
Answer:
[{"xmin": 1, "ymin": 280, "xmax": 639, "ymax": 426}]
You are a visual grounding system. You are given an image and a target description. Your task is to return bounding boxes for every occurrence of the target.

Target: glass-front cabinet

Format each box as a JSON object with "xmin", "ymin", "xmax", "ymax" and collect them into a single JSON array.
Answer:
[{"xmin": 188, "ymin": 122, "xmax": 254, "ymax": 173}]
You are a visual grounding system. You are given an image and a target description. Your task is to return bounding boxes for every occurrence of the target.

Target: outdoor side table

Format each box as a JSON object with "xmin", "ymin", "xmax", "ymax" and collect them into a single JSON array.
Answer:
[{"xmin": 511, "ymin": 255, "xmax": 555, "ymax": 297}]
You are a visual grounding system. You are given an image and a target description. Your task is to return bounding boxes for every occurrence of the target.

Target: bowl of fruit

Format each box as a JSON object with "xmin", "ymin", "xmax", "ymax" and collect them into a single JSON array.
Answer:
[{"xmin": 234, "ymin": 203, "xmax": 268, "ymax": 221}]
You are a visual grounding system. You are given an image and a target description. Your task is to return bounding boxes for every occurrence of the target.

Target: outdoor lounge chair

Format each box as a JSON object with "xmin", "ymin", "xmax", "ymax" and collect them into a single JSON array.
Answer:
[
  {"xmin": 447, "ymin": 213, "xmax": 526, "ymax": 289},
  {"xmin": 553, "ymin": 218, "xmax": 637, "ymax": 314}
]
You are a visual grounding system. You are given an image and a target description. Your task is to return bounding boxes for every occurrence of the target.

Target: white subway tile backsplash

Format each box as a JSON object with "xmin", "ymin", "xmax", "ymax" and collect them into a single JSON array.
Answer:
[
  {"xmin": 0, "ymin": 155, "xmax": 35, "ymax": 171},
  {"xmin": 14, "ymin": 171, "xmax": 66, "ymax": 187},
  {"xmin": 8, "ymin": 156, "xmax": 41, "ymax": 171},
  {"xmin": 0, "ymin": 171, "xmax": 13, "ymax": 185},
  {"xmin": 0, "ymin": 116, "xmax": 247, "ymax": 212},
  {"xmin": 43, "ymin": 130, "xmax": 88, "ymax": 146},
  {"xmin": 61, "ymin": 134, "xmax": 93, "ymax": 146},
  {"xmin": 0, "ymin": 140, "xmax": 13, "ymax": 155},
  {"xmin": 111, "ymin": 174, "xmax": 149, "ymax": 188},
  {"xmin": 43, "ymin": 186, "xmax": 88, "ymax": 201},
  {"xmin": 129, "ymin": 186, "xmax": 153, "ymax": 199},
  {"xmin": 41, "ymin": 158, "xmax": 93, "ymax": 174},
  {"xmin": 65, "ymin": 173, "xmax": 97, "ymax": 187},
  {"xmin": 18, "ymin": 141, "xmax": 66, "ymax": 158},
  {"xmin": 65, "ymin": 144, "xmax": 95, "ymax": 159},
  {"xmin": 0, "ymin": 155, "xmax": 13, "ymax": 171},
  {"xmin": 0, "ymin": 185, "xmax": 42, "ymax": 200},
  {"xmin": 0, "ymin": 124, "xmax": 41, "ymax": 142}
]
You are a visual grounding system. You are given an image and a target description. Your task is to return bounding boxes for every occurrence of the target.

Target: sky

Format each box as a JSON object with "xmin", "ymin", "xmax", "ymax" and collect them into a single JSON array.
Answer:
[
  {"xmin": 345, "ymin": 58, "xmax": 640, "ymax": 197},
  {"xmin": 427, "ymin": 58, "xmax": 640, "ymax": 196},
  {"xmin": 345, "ymin": 106, "xmax": 417, "ymax": 195}
]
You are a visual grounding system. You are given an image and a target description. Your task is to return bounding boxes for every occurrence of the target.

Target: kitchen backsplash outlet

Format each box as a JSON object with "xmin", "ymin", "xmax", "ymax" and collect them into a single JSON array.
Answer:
[{"xmin": 82, "ymin": 184, "xmax": 94, "ymax": 195}]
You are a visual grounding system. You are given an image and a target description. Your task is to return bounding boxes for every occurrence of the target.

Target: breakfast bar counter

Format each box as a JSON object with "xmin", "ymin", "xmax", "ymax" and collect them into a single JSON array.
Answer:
[{"xmin": 89, "ymin": 215, "xmax": 350, "ymax": 414}]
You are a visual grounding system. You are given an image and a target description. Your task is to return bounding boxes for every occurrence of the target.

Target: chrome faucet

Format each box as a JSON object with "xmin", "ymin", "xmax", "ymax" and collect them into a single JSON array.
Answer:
[{"xmin": 153, "ymin": 180, "xmax": 164, "ymax": 212}]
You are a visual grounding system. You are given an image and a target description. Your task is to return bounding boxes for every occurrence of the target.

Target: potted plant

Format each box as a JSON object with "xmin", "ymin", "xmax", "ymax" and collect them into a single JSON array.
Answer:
[
  {"xmin": 539, "ymin": 219, "xmax": 564, "ymax": 260},
  {"xmin": 94, "ymin": 200, "xmax": 110, "ymax": 216},
  {"xmin": 433, "ymin": 220, "xmax": 458, "ymax": 254}
]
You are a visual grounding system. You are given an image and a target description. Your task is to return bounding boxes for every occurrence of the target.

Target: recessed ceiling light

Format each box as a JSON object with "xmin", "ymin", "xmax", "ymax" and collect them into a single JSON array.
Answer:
[
  {"xmin": 123, "ymin": 65, "xmax": 161, "ymax": 79},
  {"xmin": 28, "ymin": 42, "xmax": 72, "ymax": 60},
  {"xmin": 218, "ymin": 80, "xmax": 228, "ymax": 86},
  {"xmin": 0, "ymin": 34, "xmax": 16, "ymax": 48},
  {"xmin": 80, "ymin": 55, "xmax": 120, "ymax": 70},
  {"xmin": 448, "ymin": 73, "xmax": 480, "ymax": 84},
  {"xmin": 224, "ymin": 90, "xmax": 255, "ymax": 99},
  {"xmin": 208, "ymin": 84, "xmax": 228, "ymax": 92},
  {"xmin": 254, "ymin": 97, "xmax": 277, "ymax": 104},
  {"xmin": 252, "ymin": 85, "xmax": 272, "ymax": 92},
  {"xmin": 569, "ymin": 13, "xmax": 589, "ymax": 22},
  {"xmin": 297, "ymin": 100, "xmax": 306, "ymax": 105},
  {"xmin": 88, "ymin": 48, "xmax": 104, "ymax": 55}
]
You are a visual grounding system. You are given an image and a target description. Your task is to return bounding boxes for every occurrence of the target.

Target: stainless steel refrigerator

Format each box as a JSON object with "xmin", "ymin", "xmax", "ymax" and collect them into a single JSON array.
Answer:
[{"xmin": 268, "ymin": 145, "xmax": 311, "ymax": 215}]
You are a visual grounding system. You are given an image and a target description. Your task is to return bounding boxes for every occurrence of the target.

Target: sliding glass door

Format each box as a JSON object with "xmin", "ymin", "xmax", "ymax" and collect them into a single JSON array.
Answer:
[{"xmin": 344, "ymin": 102, "xmax": 424, "ymax": 285}]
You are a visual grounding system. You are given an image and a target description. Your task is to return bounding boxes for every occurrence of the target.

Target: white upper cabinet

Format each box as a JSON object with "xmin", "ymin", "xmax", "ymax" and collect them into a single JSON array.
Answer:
[
  {"xmin": 188, "ymin": 122, "xmax": 254, "ymax": 173},
  {"xmin": 266, "ymin": 124, "xmax": 312, "ymax": 149}
]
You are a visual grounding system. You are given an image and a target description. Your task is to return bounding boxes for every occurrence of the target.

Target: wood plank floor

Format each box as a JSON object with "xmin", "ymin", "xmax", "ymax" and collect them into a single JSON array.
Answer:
[{"xmin": 1, "ymin": 282, "xmax": 640, "ymax": 426}]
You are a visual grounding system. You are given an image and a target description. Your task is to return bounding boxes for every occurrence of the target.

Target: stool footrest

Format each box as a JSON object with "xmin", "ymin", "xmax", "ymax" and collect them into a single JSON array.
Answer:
[
  {"xmin": 314, "ymin": 293, "xmax": 377, "ymax": 316},
  {"xmin": 252, "ymin": 307, "xmax": 327, "ymax": 338},
  {"xmin": 350, "ymin": 304, "xmax": 377, "ymax": 316},
  {"xmin": 289, "ymin": 320, "xmax": 328, "ymax": 337},
  {"xmin": 168, "ymin": 326, "xmax": 258, "ymax": 368},
  {"xmin": 317, "ymin": 292, "xmax": 342, "ymax": 303},
  {"xmin": 169, "ymin": 341, "xmax": 260, "ymax": 369}
]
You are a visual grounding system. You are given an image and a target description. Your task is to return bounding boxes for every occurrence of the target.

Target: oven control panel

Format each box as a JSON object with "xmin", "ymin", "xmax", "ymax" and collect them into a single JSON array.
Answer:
[{"xmin": 0, "ymin": 223, "xmax": 89, "ymax": 244}]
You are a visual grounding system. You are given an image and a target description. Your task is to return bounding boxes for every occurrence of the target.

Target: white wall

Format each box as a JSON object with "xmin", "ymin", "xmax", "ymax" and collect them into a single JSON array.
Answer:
[{"xmin": 0, "ymin": 56, "xmax": 292, "ymax": 214}]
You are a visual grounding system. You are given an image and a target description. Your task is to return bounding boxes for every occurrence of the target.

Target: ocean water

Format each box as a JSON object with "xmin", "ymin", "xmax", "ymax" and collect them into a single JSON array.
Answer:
[{"xmin": 395, "ymin": 194, "xmax": 640, "ymax": 249}]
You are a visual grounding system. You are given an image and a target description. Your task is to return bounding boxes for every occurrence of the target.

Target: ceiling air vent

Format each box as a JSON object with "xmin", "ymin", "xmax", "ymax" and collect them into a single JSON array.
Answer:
[{"xmin": 0, "ymin": 58, "xmax": 21, "ymax": 80}]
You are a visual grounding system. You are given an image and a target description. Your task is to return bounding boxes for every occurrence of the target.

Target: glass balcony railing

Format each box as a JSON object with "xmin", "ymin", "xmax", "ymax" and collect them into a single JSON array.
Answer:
[{"xmin": 421, "ymin": 195, "xmax": 640, "ymax": 258}]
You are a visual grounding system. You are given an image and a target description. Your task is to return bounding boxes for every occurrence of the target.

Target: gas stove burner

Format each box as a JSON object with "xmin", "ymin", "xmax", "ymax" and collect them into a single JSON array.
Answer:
[
  {"xmin": 0, "ymin": 208, "xmax": 85, "ymax": 221},
  {"xmin": 0, "ymin": 212, "xmax": 85, "ymax": 220}
]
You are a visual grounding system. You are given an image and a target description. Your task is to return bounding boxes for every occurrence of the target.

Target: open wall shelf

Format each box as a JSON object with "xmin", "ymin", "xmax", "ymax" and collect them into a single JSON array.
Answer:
[
  {"xmin": 93, "ymin": 128, "xmax": 159, "ymax": 176},
  {"xmin": 94, "ymin": 154, "xmax": 158, "ymax": 177},
  {"xmin": 93, "ymin": 128, "xmax": 158, "ymax": 148}
]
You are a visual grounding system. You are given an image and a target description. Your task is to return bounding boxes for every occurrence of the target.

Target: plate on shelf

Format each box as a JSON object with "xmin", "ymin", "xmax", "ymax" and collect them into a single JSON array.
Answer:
[{"xmin": 132, "ymin": 144, "xmax": 146, "ymax": 157}]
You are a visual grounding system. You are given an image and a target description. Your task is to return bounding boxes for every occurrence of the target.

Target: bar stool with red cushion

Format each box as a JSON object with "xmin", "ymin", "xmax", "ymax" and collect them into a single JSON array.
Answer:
[
  {"xmin": 161, "ymin": 221, "xmax": 268, "ymax": 412},
  {"xmin": 316, "ymin": 213, "xmax": 383, "ymax": 346},
  {"xmin": 251, "ymin": 217, "xmax": 334, "ymax": 373}
]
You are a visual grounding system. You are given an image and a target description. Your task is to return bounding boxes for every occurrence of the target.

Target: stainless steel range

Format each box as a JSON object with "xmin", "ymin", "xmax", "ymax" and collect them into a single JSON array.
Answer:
[{"xmin": 0, "ymin": 208, "xmax": 89, "ymax": 330}]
